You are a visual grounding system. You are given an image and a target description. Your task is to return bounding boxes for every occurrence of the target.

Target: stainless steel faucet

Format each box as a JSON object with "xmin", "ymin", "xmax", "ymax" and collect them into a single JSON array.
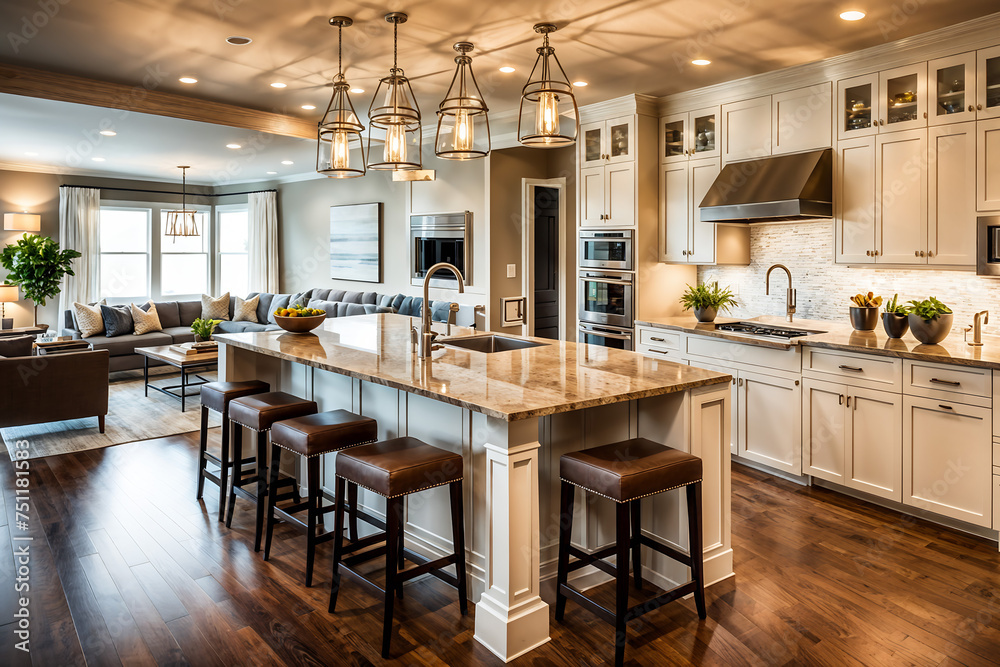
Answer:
[
  {"xmin": 765, "ymin": 264, "xmax": 796, "ymax": 322},
  {"xmin": 416, "ymin": 262, "xmax": 465, "ymax": 358},
  {"xmin": 965, "ymin": 310, "xmax": 989, "ymax": 347}
]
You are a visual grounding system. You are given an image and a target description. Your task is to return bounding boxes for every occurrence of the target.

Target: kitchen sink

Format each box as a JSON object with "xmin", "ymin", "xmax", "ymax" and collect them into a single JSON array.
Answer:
[{"xmin": 439, "ymin": 334, "xmax": 549, "ymax": 353}]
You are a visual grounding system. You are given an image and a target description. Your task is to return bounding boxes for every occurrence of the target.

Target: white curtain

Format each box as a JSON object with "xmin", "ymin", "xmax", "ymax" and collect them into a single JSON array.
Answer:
[
  {"xmin": 248, "ymin": 191, "xmax": 279, "ymax": 293},
  {"xmin": 58, "ymin": 186, "xmax": 101, "ymax": 315}
]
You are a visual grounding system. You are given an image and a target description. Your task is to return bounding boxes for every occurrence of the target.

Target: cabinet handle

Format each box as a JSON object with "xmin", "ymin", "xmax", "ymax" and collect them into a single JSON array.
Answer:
[
  {"xmin": 681, "ymin": 249, "xmax": 688, "ymax": 256},
  {"xmin": 839, "ymin": 365, "xmax": 864, "ymax": 372},
  {"xmin": 867, "ymin": 250, "xmax": 872, "ymax": 257},
  {"xmin": 939, "ymin": 404, "xmax": 954, "ymax": 410},
  {"xmin": 652, "ymin": 349, "xmax": 670, "ymax": 354},
  {"xmin": 930, "ymin": 378, "xmax": 961, "ymax": 386},
  {"xmin": 920, "ymin": 250, "xmax": 925, "ymax": 257},
  {"xmin": 879, "ymin": 119, "xmax": 884, "ymax": 126},
  {"xmin": 914, "ymin": 250, "xmax": 919, "ymax": 257},
  {"xmin": 650, "ymin": 336, "xmax": 665, "ymax": 342},
  {"xmin": 978, "ymin": 104, "xmax": 984, "ymax": 111},
  {"xmin": 969, "ymin": 105, "xmax": 975, "ymax": 112},
  {"xmin": 874, "ymin": 249, "xmax": 880, "ymax": 257},
  {"xmin": 839, "ymin": 394, "xmax": 844, "ymax": 405},
  {"xmin": 795, "ymin": 380, "xmax": 799, "ymax": 386},
  {"xmin": 846, "ymin": 396, "xmax": 851, "ymax": 408},
  {"xmin": 927, "ymin": 250, "xmax": 934, "ymax": 257},
  {"xmin": 738, "ymin": 378, "xmax": 744, "ymax": 387},
  {"xmin": 923, "ymin": 112, "xmax": 927, "ymax": 119},
  {"xmin": 731, "ymin": 377, "xmax": 736, "ymax": 385}
]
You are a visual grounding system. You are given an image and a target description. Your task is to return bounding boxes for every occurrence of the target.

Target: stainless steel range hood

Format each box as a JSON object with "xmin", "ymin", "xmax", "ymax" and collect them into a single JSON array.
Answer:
[{"xmin": 699, "ymin": 149, "xmax": 832, "ymax": 223}]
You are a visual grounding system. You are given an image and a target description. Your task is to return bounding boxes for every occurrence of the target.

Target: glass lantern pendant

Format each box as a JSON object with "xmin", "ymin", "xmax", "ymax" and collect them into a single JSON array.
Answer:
[
  {"xmin": 367, "ymin": 12, "xmax": 422, "ymax": 171},
  {"xmin": 316, "ymin": 16, "xmax": 365, "ymax": 178},
  {"xmin": 164, "ymin": 166, "xmax": 200, "ymax": 240},
  {"xmin": 435, "ymin": 42, "xmax": 490, "ymax": 160},
  {"xmin": 518, "ymin": 23, "xmax": 579, "ymax": 148}
]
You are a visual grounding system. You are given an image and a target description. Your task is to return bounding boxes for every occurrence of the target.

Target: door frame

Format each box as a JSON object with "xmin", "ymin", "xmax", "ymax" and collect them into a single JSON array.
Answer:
[{"xmin": 521, "ymin": 178, "xmax": 567, "ymax": 339}]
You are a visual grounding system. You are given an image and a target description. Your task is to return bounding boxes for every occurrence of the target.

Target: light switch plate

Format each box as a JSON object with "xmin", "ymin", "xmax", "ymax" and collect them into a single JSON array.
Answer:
[{"xmin": 507, "ymin": 264, "xmax": 516, "ymax": 278}]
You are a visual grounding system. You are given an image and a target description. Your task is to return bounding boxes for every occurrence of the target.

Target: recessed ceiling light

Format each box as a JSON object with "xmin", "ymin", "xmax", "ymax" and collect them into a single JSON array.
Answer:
[
  {"xmin": 349, "ymin": 87, "xmax": 365, "ymax": 94},
  {"xmin": 92, "ymin": 157, "xmax": 106, "ymax": 162},
  {"xmin": 179, "ymin": 76, "xmax": 198, "ymax": 84},
  {"xmin": 25, "ymin": 151, "xmax": 38, "ymax": 156},
  {"xmin": 226, "ymin": 143, "xmax": 242, "ymax": 149},
  {"xmin": 226, "ymin": 35, "xmax": 252, "ymax": 45},
  {"xmin": 266, "ymin": 171, "xmax": 278, "ymax": 175},
  {"xmin": 301, "ymin": 104, "xmax": 316, "ymax": 110},
  {"xmin": 270, "ymin": 82, "xmax": 287, "ymax": 89},
  {"xmin": 572, "ymin": 81, "xmax": 588, "ymax": 87},
  {"xmin": 499, "ymin": 66, "xmax": 516, "ymax": 73},
  {"xmin": 100, "ymin": 130, "xmax": 117, "ymax": 137},
  {"xmin": 691, "ymin": 59, "xmax": 712, "ymax": 66},
  {"xmin": 280, "ymin": 160, "xmax": 294, "ymax": 165},
  {"xmin": 840, "ymin": 10, "xmax": 866, "ymax": 20}
]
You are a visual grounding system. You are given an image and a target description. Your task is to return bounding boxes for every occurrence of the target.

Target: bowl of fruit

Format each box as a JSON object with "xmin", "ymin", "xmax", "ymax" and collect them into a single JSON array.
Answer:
[{"xmin": 272, "ymin": 305, "xmax": 327, "ymax": 333}]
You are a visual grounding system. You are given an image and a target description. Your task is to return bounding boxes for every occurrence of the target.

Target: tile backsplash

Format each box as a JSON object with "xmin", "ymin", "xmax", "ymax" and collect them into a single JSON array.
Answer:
[{"xmin": 697, "ymin": 221, "xmax": 998, "ymax": 336}]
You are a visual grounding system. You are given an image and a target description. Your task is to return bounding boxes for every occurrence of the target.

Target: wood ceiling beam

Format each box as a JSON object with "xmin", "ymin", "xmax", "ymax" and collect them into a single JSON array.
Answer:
[{"xmin": 0, "ymin": 62, "xmax": 316, "ymax": 140}]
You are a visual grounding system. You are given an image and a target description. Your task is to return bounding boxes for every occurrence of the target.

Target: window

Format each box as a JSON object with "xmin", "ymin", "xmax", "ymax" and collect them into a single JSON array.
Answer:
[
  {"xmin": 99, "ymin": 207, "xmax": 150, "ymax": 299},
  {"xmin": 217, "ymin": 206, "xmax": 250, "ymax": 297},
  {"xmin": 160, "ymin": 210, "xmax": 209, "ymax": 297}
]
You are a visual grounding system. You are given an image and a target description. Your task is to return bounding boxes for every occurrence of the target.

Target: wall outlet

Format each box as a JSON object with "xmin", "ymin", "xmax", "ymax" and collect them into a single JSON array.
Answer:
[{"xmin": 507, "ymin": 264, "xmax": 516, "ymax": 278}]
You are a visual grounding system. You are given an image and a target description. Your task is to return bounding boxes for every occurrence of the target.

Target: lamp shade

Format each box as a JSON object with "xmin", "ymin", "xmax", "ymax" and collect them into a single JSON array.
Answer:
[
  {"xmin": 0, "ymin": 284, "xmax": 19, "ymax": 302},
  {"xmin": 3, "ymin": 212, "xmax": 41, "ymax": 232}
]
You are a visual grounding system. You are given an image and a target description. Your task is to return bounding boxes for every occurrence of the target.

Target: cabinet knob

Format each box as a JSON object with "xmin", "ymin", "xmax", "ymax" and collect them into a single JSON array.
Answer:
[
  {"xmin": 969, "ymin": 104, "xmax": 975, "ymax": 112},
  {"xmin": 879, "ymin": 119, "xmax": 885, "ymax": 126},
  {"xmin": 874, "ymin": 249, "xmax": 880, "ymax": 257},
  {"xmin": 867, "ymin": 250, "xmax": 872, "ymax": 256},
  {"xmin": 919, "ymin": 250, "xmax": 925, "ymax": 257},
  {"xmin": 682, "ymin": 249, "xmax": 688, "ymax": 256},
  {"xmin": 914, "ymin": 250, "xmax": 919, "ymax": 257},
  {"xmin": 927, "ymin": 250, "xmax": 934, "ymax": 257},
  {"xmin": 978, "ymin": 104, "xmax": 984, "ymax": 111},
  {"xmin": 923, "ymin": 111, "xmax": 927, "ymax": 119}
]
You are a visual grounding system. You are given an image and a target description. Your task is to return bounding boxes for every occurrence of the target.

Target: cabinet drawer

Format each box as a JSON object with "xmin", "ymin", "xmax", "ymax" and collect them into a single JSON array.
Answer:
[
  {"xmin": 685, "ymin": 335, "xmax": 800, "ymax": 373},
  {"xmin": 638, "ymin": 328, "xmax": 680, "ymax": 350},
  {"xmin": 905, "ymin": 360, "xmax": 991, "ymax": 405},
  {"xmin": 802, "ymin": 348, "xmax": 902, "ymax": 390},
  {"xmin": 636, "ymin": 343, "xmax": 685, "ymax": 362}
]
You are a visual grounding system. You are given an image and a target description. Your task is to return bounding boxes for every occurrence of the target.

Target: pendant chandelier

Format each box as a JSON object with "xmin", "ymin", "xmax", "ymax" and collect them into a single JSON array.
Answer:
[
  {"xmin": 517, "ymin": 23, "xmax": 579, "ymax": 148},
  {"xmin": 164, "ymin": 166, "xmax": 200, "ymax": 239},
  {"xmin": 367, "ymin": 12, "xmax": 422, "ymax": 171},
  {"xmin": 316, "ymin": 16, "xmax": 366, "ymax": 178},
  {"xmin": 435, "ymin": 42, "xmax": 490, "ymax": 160}
]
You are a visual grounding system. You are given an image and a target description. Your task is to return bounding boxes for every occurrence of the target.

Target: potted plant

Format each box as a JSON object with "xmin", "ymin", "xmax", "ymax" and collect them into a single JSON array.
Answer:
[
  {"xmin": 881, "ymin": 294, "xmax": 910, "ymax": 339},
  {"xmin": 849, "ymin": 291, "xmax": 882, "ymax": 331},
  {"xmin": 0, "ymin": 234, "xmax": 81, "ymax": 326},
  {"xmin": 190, "ymin": 318, "xmax": 222, "ymax": 343},
  {"xmin": 906, "ymin": 297, "xmax": 953, "ymax": 345},
  {"xmin": 679, "ymin": 281, "xmax": 739, "ymax": 323}
]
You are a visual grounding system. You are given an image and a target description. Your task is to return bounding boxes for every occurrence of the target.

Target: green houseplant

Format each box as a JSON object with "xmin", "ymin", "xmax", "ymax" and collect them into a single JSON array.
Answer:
[
  {"xmin": 679, "ymin": 282, "xmax": 739, "ymax": 323},
  {"xmin": 881, "ymin": 294, "xmax": 910, "ymax": 339},
  {"xmin": 190, "ymin": 318, "xmax": 222, "ymax": 342},
  {"xmin": 0, "ymin": 234, "xmax": 81, "ymax": 326},
  {"xmin": 906, "ymin": 297, "xmax": 953, "ymax": 345}
]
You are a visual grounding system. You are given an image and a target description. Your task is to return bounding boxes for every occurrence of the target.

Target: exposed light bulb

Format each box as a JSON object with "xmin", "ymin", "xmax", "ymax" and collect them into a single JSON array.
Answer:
[
  {"xmin": 536, "ymin": 91, "xmax": 560, "ymax": 138},
  {"xmin": 331, "ymin": 129, "xmax": 351, "ymax": 170},
  {"xmin": 452, "ymin": 109, "xmax": 474, "ymax": 153},
  {"xmin": 384, "ymin": 124, "xmax": 407, "ymax": 164}
]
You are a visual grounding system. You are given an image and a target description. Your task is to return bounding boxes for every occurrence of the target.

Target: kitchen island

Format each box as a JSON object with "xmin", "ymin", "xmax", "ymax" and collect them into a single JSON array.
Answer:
[{"xmin": 215, "ymin": 313, "xmax": 732, "ymax": 662}]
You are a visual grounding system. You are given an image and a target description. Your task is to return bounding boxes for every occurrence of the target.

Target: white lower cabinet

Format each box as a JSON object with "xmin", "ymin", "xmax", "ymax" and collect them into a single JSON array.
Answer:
[
  {"xmin": 903, "ymin": 395, "xmax": 993, "ymax": 528},
  {"xmin": 738, "ymin": 370, "xmax": 801, "ymax": 475}
]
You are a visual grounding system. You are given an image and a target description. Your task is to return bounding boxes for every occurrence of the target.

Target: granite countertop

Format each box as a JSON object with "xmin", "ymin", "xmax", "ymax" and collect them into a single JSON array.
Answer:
[
  {"xmin": 637, "ymin": 314, "xmax": 1000, "ymax": 369},
  {"xmin": 215, "ymin": 313, "xmax": 730, "ymax": 421}
]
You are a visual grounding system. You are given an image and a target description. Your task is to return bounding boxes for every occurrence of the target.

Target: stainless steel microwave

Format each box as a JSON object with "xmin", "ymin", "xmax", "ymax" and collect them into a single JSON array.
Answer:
[
  {"xmin": 977, "ymin": 216, "xmax": 1000, "ymax": 276},
  {"xmin": 579, "ymin": 230, "xmax": 633, "ymax": 270},
  {"xmin": 410, "ymin": 212, "xmax": 472, "ymax": 287}
]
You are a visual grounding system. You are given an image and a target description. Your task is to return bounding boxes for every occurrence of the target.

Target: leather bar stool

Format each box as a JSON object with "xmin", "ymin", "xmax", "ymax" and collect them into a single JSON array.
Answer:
[
  {"xmin": 263, "ymin": 410, "xmax": 378, "ymax": 587},
  {"xmin": 555, "ymin": 437, "xmax": 706, "ymax": 667},
  {"xmin": 226, "ymin": 391, "xmax": 317, "ymax": 551},
  {"xmin": 197, "ymin": 380, "xmax": 270, "ymax": 521},
  {"xmin": 328, "ymin": 437, "xmax": 468, "ymax": 659}
]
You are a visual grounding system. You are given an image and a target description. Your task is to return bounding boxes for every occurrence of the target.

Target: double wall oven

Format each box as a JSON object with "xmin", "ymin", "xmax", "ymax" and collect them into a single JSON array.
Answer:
[{"xmin": 578, "ymin": 269, "xmax": 634, "ymax": 350}]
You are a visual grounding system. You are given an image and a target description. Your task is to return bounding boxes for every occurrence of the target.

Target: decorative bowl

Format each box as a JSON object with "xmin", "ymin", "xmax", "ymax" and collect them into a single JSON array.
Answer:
[
  {"xmin": 273, "ymin": 314, "xmax": 326, "ymax": 334},
  {"xmin": 882, "ymin": 312, "xmax": 910, "ymax": 338},
  {"xmin": 849, "ymin": 306, "xmax": 879, "ymax": 331},
  {"xmin": 908, "ymin": 313, "xmax": 952, "ymax": 345}
]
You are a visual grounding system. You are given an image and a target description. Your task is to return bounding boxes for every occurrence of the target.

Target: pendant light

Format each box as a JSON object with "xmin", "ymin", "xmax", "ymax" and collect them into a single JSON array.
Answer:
[
  {"xmin": 367, "ymin": 12, "xmax": 422, "ymax": 171},
  {"xmin": 316, "ymin": 16, "xmax": 366, "ymax": 178},
  {"xmin": 435, "ymin": 42, "xmax": 490, "ymax": 160},
  {"xmin": 164, "ymin": 166, "xmax": 200, "ymax": 239},
  {"xmin": 517, "ymin": 23, "xmax": 579, "ymax": 148}
]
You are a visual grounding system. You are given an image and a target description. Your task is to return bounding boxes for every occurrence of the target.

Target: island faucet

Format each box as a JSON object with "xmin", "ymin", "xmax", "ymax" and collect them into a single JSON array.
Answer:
[
  {"xmin": 965, "ymin": 310, "xmax": 989, "ymax": 347},
  {"xmin": 417, "ymin": 262, "xmax": 465, "ymax": 358},
  {"xmin": 765, "ymin": 264, "xmax": 796, "ymax": 322}
]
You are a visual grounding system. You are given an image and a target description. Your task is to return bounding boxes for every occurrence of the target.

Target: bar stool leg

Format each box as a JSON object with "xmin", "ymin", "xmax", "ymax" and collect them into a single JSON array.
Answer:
[
  {"xmin": 305, "ymin": 457, "xmax": 320, "ymax": 587},
  {"xmin": 226, "ymin": 424, "xmax": 243, "ymax": 528},
  {"xmin": 382, "ymin": 496, "xmax": 402, "ymax": 659},
  {"xmin": 217, "ymin": 416, "xmax": 231, "ymax": 522},
  {"xmin": 687, "ymin": 482, "xmax": 707, "ymax": 620},
  {"xmin": 328, "ymin": 477, "xmax": 347, "ymax": 614},
  {"xmin": 254, "ymin": 430, "xmax": 268, "ymax": 552},
  {"xmin": 631, "ymin": 499, "xmax": 643, "ymax": 590},
  {"xmin": 449, "ymin": 480, "xmax": 468, "ymax": 616},
  {"xmin": 196, "ymin": 406, "xmax": 209, "ymax": 500},
  {"xmin": 347, "ymin": 483, "xmax": 359, "ymax": 542},
  {"xmin": 263, "ymin": 444, "xmax": 282, "ymax": 562},
  {"xmin": 614, "ymin": 501, "xmax": 630, "ymax": 667},
  {"xmin": 554, "ymin": 480, "xmax": 574, "ymax": 622}
]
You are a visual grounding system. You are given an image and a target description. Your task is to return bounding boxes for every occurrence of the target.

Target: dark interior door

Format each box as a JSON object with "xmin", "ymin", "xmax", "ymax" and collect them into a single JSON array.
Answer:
[{"xmin": 533, "ymin": 187, "xmax": 560, "ymax": 340}]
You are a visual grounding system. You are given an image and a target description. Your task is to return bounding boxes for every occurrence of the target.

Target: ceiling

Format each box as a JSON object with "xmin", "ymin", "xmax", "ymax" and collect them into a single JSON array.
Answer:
[{"xmin": 1, "ymin": 0, "xmax": 998, "ymax": 183}]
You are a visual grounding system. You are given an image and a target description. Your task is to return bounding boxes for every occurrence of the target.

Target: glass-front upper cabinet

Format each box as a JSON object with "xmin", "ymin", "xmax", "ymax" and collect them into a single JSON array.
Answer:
[
  {"xmin": 660, "ymin": 106, "xmax": 719, "ymax": 163},
  {"xmin": 661, "ymin": 115, "xmax": 687, "ymax": 161},
  {"xmin": 978, "ymin": 45, "xmax": 1000, "ymax": 120},
  {"xmin": 930, "ymin": 52, "xmax": 976, "ymax": 125},
  {"xmin": 838, "ymin": 73, "xmax": 878, "ymax": 140},
  {"xmin": 878, "ymin": 63, "xmax": 927, "ymax": 132},
  {"xmin": 580, "ymin": 116, "xmax": 635, "ymax": 166}
]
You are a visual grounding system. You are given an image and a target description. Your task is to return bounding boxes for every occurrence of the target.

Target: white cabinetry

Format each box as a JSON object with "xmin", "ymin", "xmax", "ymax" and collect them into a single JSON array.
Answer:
[
  {"xmin": 659, "ymin": 106, "xmax": 719, "ymax": 163},
  {"xmin": 977, "ymin": 45, "xmax": 1000, "ymax": 121},
  {"xmin": 835, "ymin": 136, "xmax": 877, "ymax": 264},
  {"xmin": 581, "ymin": 115, "xmax": 635, "ymax": 167},
  {"xmin": 739, "ymin": 370, "xmax": 801, "ymax": 475},
  {"xmin": 771, "ymin": 83, "xmax": 833, "ymax": 155},
  {"xmin": 721, "ymin": 96, "xmax": 772, "ymax": 163},
  {"xmin": 580, "ymin": 114, "xmax": 638, "ymax": 227},
  {"xmin": 837, "ymin": 64, "xmax": 927, "ymax": 141},
  {"xmin": 979, "ymin": 117, "xmax": 1000, "ymax": 211},
  {"xmin": 928, "ymin": 122, "xmax": 977, "ymax": 265}
]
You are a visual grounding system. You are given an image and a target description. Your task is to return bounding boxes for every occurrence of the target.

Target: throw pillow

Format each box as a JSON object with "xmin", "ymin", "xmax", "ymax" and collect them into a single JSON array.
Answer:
[
  {"xmin": 233, "ymin": 295, "xmax": 259, "ymax": 323},
  {"xmin": 267, "ymin": 294, "xmax": 292, "ymax": 324},
  {"xmin": 73, "ymin": 299, "xmax": 107, "ymax": 338},
  {"xmin": 201, "ymin": 293, "xmax": 231, "ymax": 321},
  {"xmin": 0, "ymin": 335, "xmax": 33, "ymax": 358},
  {"xmin": 131, "ymin": 301, "xmax": 163, "ymax": 335},
  {"xmin": 100, "ymin": 304, "xmax": 134, "ymax": 338}
]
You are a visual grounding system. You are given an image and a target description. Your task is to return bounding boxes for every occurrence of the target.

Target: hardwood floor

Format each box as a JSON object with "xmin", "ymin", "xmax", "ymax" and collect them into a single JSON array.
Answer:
[{"xmin": 2, "ymin": 432, "xmax": 999, "ymax": 666}]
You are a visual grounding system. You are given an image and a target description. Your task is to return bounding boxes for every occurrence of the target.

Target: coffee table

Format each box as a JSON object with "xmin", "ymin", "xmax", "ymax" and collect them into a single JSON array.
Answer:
[{"xmin": 136, "ymin": 345, "xmax": 218, "ymax": 412}]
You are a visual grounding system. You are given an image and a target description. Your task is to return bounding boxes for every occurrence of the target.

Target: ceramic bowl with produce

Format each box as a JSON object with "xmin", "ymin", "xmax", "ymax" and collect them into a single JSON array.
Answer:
[{"xmin": 273, "ymin": 305, "xmax": 327, "ymax": 333}]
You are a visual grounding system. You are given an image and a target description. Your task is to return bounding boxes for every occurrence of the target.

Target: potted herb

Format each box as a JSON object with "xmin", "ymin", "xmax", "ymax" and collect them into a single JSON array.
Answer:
[
  {"xmin": 881, "ymin": 294, "xmax": 909, "ymax": 339},
  {"xmin": 190, "ymin": 318, "xmax": 222, "ymax": 343},
  {"xmin": 0, "ymin": 234, "xmax": 81, "ymax": 326},
  {"xmin": 679, "ymin": 282, "xmax": 739, "ymax": 323},
  {"xmin": 906, "ymin": 297, "xmax": 953, "ymax": 345},
  {"xmin": 849, "ymin": 291, "xmax": 882, "ymax": 331}
]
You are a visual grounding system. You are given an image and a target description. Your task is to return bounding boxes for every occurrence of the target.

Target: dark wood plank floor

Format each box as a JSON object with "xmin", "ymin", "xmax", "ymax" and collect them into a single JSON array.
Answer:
[{"xmin": 2, "ymin": 432, "xmax": 999, "ymax": 666}]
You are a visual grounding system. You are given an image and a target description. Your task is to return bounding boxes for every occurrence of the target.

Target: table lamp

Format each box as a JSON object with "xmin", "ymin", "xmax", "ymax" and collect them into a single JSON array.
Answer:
[{"xmin": 0, "ymin": 284, "xmax": 18, "ymax": 329}]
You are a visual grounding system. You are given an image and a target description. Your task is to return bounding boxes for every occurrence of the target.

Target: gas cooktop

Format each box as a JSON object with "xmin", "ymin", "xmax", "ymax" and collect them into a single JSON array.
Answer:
[{"xmin": 714, "ymin": 322, "xmax": 826, "ymax": 340}]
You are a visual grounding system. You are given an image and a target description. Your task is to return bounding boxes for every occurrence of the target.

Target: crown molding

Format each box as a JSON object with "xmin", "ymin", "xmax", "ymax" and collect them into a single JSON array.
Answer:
[
  {"xmin": 0, "ymin": 160, "xmax": 221, "ymax": 186},
  {"xmin": 579, "ymin": 93, "xmax": 659, "ymax": 123}
]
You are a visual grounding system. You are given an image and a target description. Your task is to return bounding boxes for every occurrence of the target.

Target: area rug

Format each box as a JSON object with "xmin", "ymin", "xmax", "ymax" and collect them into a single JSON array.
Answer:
[{"xmin": 1, "ymin": 367, "xmax": 222, "ymax": 460}]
